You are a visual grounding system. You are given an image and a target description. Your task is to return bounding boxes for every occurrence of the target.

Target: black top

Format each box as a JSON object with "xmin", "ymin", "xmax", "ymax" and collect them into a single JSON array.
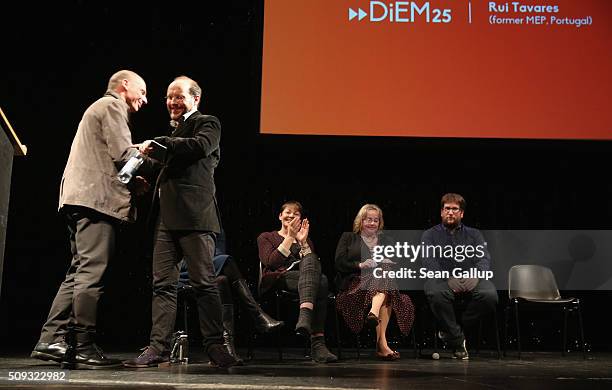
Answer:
[
  {"xmin": 153, "ymin": 111, "xmax": 221, "ymax": 232},
  {"xmin": 334, "ymin": 231, "xmax": 395, "ymax": 291}
]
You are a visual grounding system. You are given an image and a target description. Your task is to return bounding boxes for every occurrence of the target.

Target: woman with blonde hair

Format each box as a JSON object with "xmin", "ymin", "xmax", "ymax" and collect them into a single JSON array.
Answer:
[{"xmin": 335, "ymin": 204, "xmax": 414, "ymax": 360}]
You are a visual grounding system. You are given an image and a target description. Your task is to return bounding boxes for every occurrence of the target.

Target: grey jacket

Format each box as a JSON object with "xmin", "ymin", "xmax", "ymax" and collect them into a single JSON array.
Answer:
[{"xmin": 58, "ymin": 90, "xmax": 136, "ymax": 222}]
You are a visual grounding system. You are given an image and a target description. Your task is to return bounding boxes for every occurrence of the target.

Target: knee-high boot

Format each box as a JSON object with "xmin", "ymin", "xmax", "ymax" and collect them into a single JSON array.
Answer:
[
  {"xmin": 222, "ymin": 304, "xmax": 243, "ymax": 365},
  {"xmin": 232, "ymin": 279, "xmax": 284, "ymax": 333}
]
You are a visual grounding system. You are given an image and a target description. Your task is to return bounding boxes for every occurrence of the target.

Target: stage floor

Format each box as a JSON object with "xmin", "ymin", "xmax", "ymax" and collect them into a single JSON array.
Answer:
[{"xmin": 0, "ymin": 348, "xmax": 610, "ymax": 390}]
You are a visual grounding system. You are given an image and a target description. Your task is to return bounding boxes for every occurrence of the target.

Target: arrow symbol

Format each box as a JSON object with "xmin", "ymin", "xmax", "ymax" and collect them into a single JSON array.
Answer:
[
  {"xmin": 358, "ymin": 8, "xmax": 367, "ymax": 21},
  {"xmin": 348, "ymin": 7, "xmax": 367, "ymax": 22}
]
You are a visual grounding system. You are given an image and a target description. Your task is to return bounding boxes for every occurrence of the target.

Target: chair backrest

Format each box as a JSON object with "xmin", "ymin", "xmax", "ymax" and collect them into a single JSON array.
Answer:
[{"xmin": 508, "ymin": 264, "xmax": 561, "ymax": 300}]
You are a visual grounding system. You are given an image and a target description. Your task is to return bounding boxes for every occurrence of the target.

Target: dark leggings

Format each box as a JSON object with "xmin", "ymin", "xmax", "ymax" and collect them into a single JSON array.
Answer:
[{"xmin": 277, "ymin": 253, "xmax": 329, "ymax": 334}]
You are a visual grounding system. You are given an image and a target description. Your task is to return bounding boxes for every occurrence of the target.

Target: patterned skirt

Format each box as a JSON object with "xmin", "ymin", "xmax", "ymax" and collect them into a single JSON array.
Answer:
[{"xmin": 336, "ymin": 270, "xmax": 415, "ymax": 335}]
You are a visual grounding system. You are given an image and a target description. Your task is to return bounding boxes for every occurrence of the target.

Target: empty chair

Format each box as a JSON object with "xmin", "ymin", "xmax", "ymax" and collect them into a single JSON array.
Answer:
[{"xmin": 504, "ymin": 265, "xmax": 586, "ymax": 359}]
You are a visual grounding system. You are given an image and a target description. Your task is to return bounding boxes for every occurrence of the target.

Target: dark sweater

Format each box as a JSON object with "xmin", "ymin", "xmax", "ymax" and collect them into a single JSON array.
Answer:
[{"xmin": 420, "ymin": 223, "xmax": 491, "ymax": 273}]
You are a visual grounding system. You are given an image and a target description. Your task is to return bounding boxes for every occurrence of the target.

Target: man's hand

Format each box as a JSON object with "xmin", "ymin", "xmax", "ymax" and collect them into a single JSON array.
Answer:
[
  {"xmin": 460, "ymin": 277, "xmax": 479, "ymax": 292},
  {"xmin": 131, "ymin": 175, "xmax": 150, "ymax": 196},
  {"xmin": 447, "ymin": 278, "xmax": 462, "ymax": 293},
  {"xmin": 134, "ymin": 140, "xmax": 153, "ymax": 155}
]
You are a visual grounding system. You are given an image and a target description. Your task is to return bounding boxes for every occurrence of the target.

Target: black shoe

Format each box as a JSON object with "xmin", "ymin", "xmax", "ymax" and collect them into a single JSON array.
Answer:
[
  {"xmin": 295, "ymin": 308, "xmax": 313, "ymax": 336},
  {"xmin": 311, "ymin": 336, "xmax": 338, "ymax": 363},
  {"xmin": 207, "ymin": 344, "xmax": 238, "ymax": 368},
  {"xmin": 232, "ymin": 279, "xmax": 284, "ymax": 333},
  {"xmin": 30, "ymin": 341, "xmax": 68, "ymax": 363},
  {"xmin": 365, "ymin": 312, "xmax": 380, "ymax": 330},
  {"xmin": 62, "ymin": 343, "xmax": 123, "ymax": 370},
  {"xmin": 253, "ymin": 312, "xmax": 284, "ymax": 334}
]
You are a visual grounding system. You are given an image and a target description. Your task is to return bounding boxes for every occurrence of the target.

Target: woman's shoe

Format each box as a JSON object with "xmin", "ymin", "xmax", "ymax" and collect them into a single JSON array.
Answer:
[
  {"xmin": 365, "ymin": 312, "xmax": 380, "ymax": 329},
  {"xmin": 376, "ymin": 351, "xmax": 400, "ymax": 361},
  {"xmin": 295, "ymin": 308, "xmax": 313, "ymax": 336}
]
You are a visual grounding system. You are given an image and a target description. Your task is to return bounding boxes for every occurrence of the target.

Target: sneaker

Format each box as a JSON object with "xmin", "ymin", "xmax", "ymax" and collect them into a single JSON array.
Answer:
[
  {"xmin": 452, "ymin": 339, "xmax": 469, "ymax": 360},
  {"xmin": 123, "ymin": 347, "xmax": 169, "ymax": 368}
]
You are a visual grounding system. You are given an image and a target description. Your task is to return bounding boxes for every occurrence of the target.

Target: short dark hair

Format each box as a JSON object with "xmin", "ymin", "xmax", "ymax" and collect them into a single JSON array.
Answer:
[
  {"xmin": 441, "ymin": 193, "xmax": 466, "ymax": 210},
  {"xmin": 280, "ymin": 200, "xmax": 303, "ymax": 214}
]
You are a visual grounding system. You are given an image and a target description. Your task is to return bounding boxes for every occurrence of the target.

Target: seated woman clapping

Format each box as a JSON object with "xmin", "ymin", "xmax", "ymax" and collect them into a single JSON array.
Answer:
[{"xmin": 257, "ymin": 201, "xmax": 337, "ymax": 363}]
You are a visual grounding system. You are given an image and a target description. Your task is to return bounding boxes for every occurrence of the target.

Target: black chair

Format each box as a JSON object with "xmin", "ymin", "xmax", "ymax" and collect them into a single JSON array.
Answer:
[
  {"xmin": 503, "ymin": 264, "xmax": 586, "ymax": 359},
  {"xmin": 247, "ymin": 261, "xmax": 342, "ymax": 361}
]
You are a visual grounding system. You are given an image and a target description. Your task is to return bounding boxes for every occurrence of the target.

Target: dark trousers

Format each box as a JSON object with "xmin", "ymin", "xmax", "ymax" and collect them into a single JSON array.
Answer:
[
  {"xmin": 277, "ymin": 253, "xmax": 329, "ymax": 334},
  {"xmin": 39, "ymin": 206, "xmax": 116, "ymax": 343},
  {"xmin": 150, "ymin": 219, "xmax": 223, "ymax": 353},
  {"xmin": 424, "ymin": 278, "xmax": 498, "ymax": 347}
]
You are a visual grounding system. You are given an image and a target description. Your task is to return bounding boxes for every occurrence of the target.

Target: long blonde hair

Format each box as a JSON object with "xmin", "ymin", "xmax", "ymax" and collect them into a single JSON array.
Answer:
[{"xmin": 352, "ymin": 204, "xmax": 384, "ymax": 233}]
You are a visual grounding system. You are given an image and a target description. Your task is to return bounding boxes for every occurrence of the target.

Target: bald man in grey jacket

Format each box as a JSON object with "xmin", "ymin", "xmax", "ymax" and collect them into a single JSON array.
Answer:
[{"xmin": 31, "ymin": 70, "xmax": 149, "ymax": 369}]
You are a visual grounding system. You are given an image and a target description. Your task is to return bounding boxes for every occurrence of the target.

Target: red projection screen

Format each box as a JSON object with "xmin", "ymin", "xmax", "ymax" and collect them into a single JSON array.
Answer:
[{"xmin": 260, "ymin": 0, "xmax": 612, "ymax": 139}]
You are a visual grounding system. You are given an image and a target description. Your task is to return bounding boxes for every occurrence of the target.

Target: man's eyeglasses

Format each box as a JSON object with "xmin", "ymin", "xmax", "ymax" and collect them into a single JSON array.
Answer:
[{"xmin": 443, "ymin": 206, "xmax": 461, "ymax": 213}]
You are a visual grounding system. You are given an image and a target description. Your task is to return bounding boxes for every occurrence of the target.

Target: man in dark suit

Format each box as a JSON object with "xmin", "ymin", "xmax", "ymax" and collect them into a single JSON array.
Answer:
[{"xmin": 124, "ymin": 76, "xmax": 236, "ymax": 368}]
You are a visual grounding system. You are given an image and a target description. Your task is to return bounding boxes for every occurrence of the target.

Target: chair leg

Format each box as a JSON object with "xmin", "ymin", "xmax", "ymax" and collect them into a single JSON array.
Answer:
[
  {"xmin": 475, "ymin": 318, "xmax": 483, "ymax": 356},
  {"xmin": 562, "ymin": 306, "xmax": 568, "ymax": 356},
  {"xmin": 577, "ymin": 300, "xmax": 586, "ymax": 360},
  {"xmin": 246, "ymin": 328, "xmax": 254, "ymax": 361},
  {"xmin": 334, "ymin": 304, "xmax": 342, "ymax": 360},
  {"xmin": 503, "ymin": 305, "xmax": 509, "ymax": 357},
  {"xmin": 183, "ymin": 299, "xmax": 189, "ymax": 335},
  {"xmin": 275, "ymin": 293, "xmax": 283, "ymax": 361},
  {"xmin": 513, "ymin": 301, "xmax": 522, "ymax": 359},
  {"xmin": 494, "ymin": 309, "xmax": 501, "ymax": 360},
  {"xmin": 412, "ymin": 328, "xmax": 418, "ymax": 359},
  {"xmin": 433, "ymin": 320, "xmax": 439, "ymax": 352}
]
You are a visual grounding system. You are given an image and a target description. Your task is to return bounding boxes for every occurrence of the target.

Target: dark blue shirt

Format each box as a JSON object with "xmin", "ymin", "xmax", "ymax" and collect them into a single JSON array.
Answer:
[{"xmin": 420, "ymin": 223, "xmax": 491, "ymax": 273}]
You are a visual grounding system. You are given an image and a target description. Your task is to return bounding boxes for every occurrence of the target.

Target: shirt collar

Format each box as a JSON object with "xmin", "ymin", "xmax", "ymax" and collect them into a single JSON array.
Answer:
[
  {"xmin": 441, "ymin": 222, "xmax": 463, "ymax": 233},
  {"xmin": 183, "ymin": 108, "xmax": 197, "ymax": 121}
]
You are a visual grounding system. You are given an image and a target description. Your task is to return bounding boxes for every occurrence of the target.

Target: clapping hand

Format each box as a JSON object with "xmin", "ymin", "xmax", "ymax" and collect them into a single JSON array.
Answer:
[
  {"xmin": 287, "ymin": 216, "xmax": 301, "ymax": 239},
  {"xmin": 296, "ymin": 218, "xmax": 310, "ymax": 245}
]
